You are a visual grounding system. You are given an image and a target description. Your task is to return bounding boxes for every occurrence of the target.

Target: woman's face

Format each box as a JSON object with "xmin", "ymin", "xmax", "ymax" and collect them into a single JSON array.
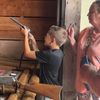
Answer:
[{"xmin": 88, "ymin": 12, "xmax": 100, "ymax": 30}]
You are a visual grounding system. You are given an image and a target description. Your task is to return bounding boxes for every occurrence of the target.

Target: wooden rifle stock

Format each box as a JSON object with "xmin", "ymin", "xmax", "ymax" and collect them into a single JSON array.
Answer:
[
  {"xmin": 0, "ymin": 83, "xmax": 62, "ymax": 100},
  {"xmin": 20, "ymin": 83, "xmax": 62, "ymax": 100}
]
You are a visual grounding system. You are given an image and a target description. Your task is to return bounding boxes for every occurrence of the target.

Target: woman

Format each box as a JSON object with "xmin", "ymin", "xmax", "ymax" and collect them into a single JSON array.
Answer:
[{"xmin": 67, "ymin": 1, "xmax": 100, "ymax": 99}]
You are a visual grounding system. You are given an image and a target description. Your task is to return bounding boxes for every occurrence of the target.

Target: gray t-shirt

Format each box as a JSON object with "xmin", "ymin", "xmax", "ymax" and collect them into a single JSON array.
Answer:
[{"xmin": 36, "ymin": 49, "xmax": 63, "ymax": 85}]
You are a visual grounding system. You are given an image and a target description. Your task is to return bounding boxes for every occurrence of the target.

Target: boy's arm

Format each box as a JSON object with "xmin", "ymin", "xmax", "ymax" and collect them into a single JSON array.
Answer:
[
  {"xmin": 24, "ymin": 35, "xmax": 37, "ymax": 59},
  {"xmin": 28, "ymin": 33, "xmax": 39, "ymax": 51},
  {"xmin": 21, "ymin": 28, "xmax": 38, "ymax": 59}
]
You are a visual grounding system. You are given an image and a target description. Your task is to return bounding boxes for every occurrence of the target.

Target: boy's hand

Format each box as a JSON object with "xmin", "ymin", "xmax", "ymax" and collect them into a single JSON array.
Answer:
[
  {"xmin": 29, "ymin": 33, "xmax": 37, "ymax": 45},
  {"xmin": 28, "ymin": 33, "xmax": 34, "ymax": 40},
  {"xmin": 21, "ymin": 26, "xmax": 30, "ymax": 37}
]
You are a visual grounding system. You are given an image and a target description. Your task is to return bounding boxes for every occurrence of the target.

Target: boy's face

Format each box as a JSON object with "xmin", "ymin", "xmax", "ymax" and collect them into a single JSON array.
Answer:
[{"xmin": 44, "ymin": 33, "xmax": 53, "ymax": 47}]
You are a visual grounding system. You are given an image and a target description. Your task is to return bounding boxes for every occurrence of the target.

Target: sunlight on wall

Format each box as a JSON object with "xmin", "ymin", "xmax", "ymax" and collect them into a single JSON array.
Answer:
[{"xmin": 80, "ymin": 0, "xmax": 95, "ymax": 31}]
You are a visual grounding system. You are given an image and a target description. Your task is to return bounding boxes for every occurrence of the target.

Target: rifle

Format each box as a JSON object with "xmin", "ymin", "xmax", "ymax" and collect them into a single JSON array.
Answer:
[
  {"xmin": 0, "ymin": 75, "xmax": 62, "ymax": 100},
  {"xmin": 10, "ymin": 17, "xmax": 31, "ymax": 33},
  {"xmin": 10, "ymin": 17, "xmax": 33, "ymax": 49},
  {"xmin": 10, "ymin": 17, "xmax": 35, "ymax": 70}
]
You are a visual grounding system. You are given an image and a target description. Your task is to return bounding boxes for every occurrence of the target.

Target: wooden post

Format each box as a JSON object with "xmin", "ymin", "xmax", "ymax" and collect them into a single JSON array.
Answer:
[{"xmin": 62, "ymin": 0, "xmax": 81, "ymax": 100}]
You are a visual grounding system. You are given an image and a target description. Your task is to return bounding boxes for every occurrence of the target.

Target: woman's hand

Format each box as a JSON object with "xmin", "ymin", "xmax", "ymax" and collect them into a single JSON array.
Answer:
[
  {"xmin": 67, "ymin": 24, "xmax": 76, "ymax": 46},
  {"xmin": 21, "ymin": 26, "xmax": 30, "ymax": 37}
]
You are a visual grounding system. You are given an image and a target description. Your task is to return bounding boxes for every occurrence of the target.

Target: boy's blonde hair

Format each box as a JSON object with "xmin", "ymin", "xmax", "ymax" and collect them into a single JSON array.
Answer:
[{"xmin": 48, "ymin": 25, "xmax": 67, "ymax": 47}]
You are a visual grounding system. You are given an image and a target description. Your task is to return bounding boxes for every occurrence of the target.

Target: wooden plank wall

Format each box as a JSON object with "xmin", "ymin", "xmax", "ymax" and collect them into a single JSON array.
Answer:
[{"xmin": 0, "ymin": 0, "xmax": 57, "ymax": 68}]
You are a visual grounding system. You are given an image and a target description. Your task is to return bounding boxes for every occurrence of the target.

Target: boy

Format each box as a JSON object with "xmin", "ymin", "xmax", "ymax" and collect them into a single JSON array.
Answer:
[{"xmin": 21, "ymin": 25, "xmax": 67, "ymax": 99}]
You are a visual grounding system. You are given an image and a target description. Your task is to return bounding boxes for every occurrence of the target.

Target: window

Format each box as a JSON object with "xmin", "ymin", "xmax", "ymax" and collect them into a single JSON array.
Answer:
[{"xmin": 80, "ymin": 0, "xmax": 95, "ymax": 31}]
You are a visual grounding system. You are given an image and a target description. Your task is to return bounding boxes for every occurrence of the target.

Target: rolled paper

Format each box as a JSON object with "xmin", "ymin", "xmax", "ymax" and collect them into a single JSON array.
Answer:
[{"xmin": 22, "ymin": 74, "xmax": 40, "ymax": 100}]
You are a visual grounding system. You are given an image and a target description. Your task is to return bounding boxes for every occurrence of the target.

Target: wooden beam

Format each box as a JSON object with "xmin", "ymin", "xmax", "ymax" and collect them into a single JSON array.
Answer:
[
  {"xmin": 0, "ymin": 59, "xmax": 36, "ymax": 70},
  {"xmin": 62, "ymin": 0, "xmax": 81, "ymax": 100},
  {"xmin": 0, "ymin": 40, "xmax": 43, "ymax": 59},
  {"xmin": 0, "ymin": 0, "xmax": 57, "ymax": 17},
  {"xmin": 0, "ymin": 17, "xmax": 56, "ymax": 40}
]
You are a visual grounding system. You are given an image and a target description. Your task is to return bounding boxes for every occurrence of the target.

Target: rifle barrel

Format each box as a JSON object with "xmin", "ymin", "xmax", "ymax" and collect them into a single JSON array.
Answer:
[{"xmin": 10, "ymin": 17, "xmax": 24, "ymax": 28}]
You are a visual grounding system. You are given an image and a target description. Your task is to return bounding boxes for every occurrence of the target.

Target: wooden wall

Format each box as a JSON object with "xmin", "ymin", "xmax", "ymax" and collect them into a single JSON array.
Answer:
[{"xmin": 0, "ymin": 0, "xmax": 57, "ymax": 69}]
